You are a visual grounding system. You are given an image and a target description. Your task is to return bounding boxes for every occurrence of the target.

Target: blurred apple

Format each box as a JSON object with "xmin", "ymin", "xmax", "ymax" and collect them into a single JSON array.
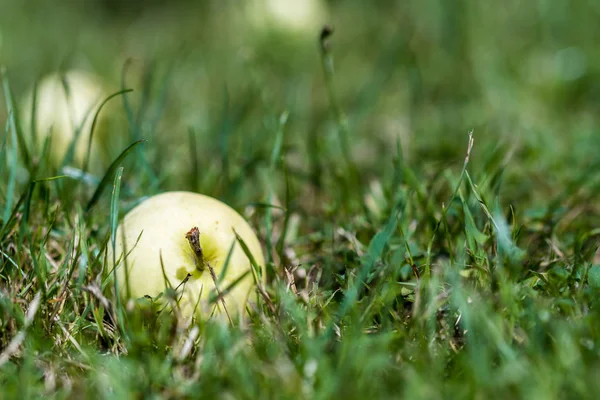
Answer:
[
  {"xmin": 107, "ymin": 191, "xmax": 265, "ymax": 320},
  {"xmin": 21, "ymin": 70, "xmax": 107, "ymax": 169},
  {"xmin": 246, "ymin": 0, "xmax": 327, "ymax": 37}
]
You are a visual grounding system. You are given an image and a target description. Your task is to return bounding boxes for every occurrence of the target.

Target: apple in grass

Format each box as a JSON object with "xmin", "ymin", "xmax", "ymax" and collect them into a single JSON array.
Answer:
[
  {"xmin": 20, "ymin": 70, "xmax": 107, "ymax": 169},
  {"xmin": 246, "ymin": 0, "xmax": 327, "ymax": 36},
  {"xmin": 107, "ymin": 191, "xmax": 265, "ymax": 321}
]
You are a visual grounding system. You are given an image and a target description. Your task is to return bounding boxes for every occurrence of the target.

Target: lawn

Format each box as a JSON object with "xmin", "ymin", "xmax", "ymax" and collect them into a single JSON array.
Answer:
[{"xmin": 2, "ymin": 1, "xmax": 600, "ymax": 398}]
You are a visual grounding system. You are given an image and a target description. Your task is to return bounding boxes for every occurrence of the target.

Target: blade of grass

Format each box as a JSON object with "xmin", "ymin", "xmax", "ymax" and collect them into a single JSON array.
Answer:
[
  {"xmin": 86, "ymin": 140, "xmax": 145, "ymax": 212},
  {"xmin": 319, "ymin": 27, "xmax": 352, "ymax": 175},
  {"xmin": 18, "ymin": 182, "xmax": 37, "ymax": 245},
  {"xmin": 82, "ymin": 89, "xmax": 134, "ymax": 175},
  {"xmin": 327, "ymin": 198, "xmax": 404, "ymax": 338},
  {"xmin": 233, "ymin": 229, "xmax": 262, "ymax": 284},
  {"xmin": 425, "ymin": 132, "xmax": 474, "ymax": 277},
  {"xmin": 318, "ymin": 27, "xmax": 363, "ymax": 213},
  {"xmin": 233, "ymin": 229, "xmax": 276, "ymax": 314},
  {"xmin": 217, "ymin": 240, "xmax": 237, "ymax": 284},
  {"xmin": 0, "ymin": 184, "xmax": 31, "ymax": 240},
  {"xmin": 110, "ymin": 166, "xmax": 126, "ymax": 336},
  {"xmin": 37, "ymin": 127, "xmax": 54, "ymax": 173},
  {"xmin": 76, "ymin": 205, "xmax": 89, "ymax": 289},
  {"xmin": 58, "ymin": 71, "xmax": 106, "ymax": 168},
  {"xmin": 247, "ymin": 203, "xmax": 287, "ymax": 212},
  {"xmin": 110, "ymin": 167, "xmax": 124, "ymax": 251},
  {"xmin": 265, "ymin": 112, "xmax": 288, "ymax": 267},
  {"xmin": 2, "ymin": 106, "xmax": 17, "ymax": 225},
  {"xmin": 29, "ymin": 78, "xmax": 39, "ymax": 153},
  {"xmin": 2, "ymin": 68, "xmax": 32, "ymax": 169},
  {"xmin": 29, "ymin": 240, "xmax": 47, "ymax": 301},
  {"xmin": 0, "ymin": 248, "xmax": 26, "ymax": 278},
  {"xmin": 461, "ymin": 192, "xmax": 489, "ymax": 249},
  {"xmin": 275, "ymin": 157, "xmax": 292, "ymax": 259},
  {"xmin": 208, "ymin": 270, "xmax": 251, "ymax": 305},
  {"xmin": 121, "ymin": 60, "xmax": 159, "ymax": 187},
  {"xmin": 14, "ymin": 175, "xmax": 71, "ymax": 235},
  {"xmin": 0, "ymin": 111, "xmax": 10, "ymax": 181}
]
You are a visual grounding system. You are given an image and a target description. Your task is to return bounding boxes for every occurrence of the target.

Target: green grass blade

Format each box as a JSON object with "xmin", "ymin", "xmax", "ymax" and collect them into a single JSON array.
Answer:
[
  {"xmin": 246, "ymin": 203, "xmax": 287, "ymax": 212},
  {"xmin": 85, "ymin": 140, "xmax": 145, "ymax": 212},
  {"xmin": 269, "ymin": 112, "xmax": 288, "ymax": 167},
  {"xmin": 275, "ymin": 158, "xmax": 292, "ymax": 259},
  {"xmin": 110, "ymin": 167, "xmax": 124, "ymax": 248},
  {"xmin": 425, "ymin": 132, "xmax": 474, "ymax": 276},
  {"xmin": 208, "ymin": 270, "xmax": 251, "ymax": 305},
  {"xmin": 318, "ymin": 27, "xmax": 362, "ymax": 210},
  {"xmin": 0, "ymin": 111, "xmax": 11, "ymax": 204},
  {"xmin": 2, "ymin": 104, "xmax": 18, "ymax": 225},
  {"xmin": 217, "ymin": 240, "xmax": 236, "ymax": 284},
  {"xmin": 20, "ymin": 182, "xmax": 37, "ymax": 232},
  {"xmin": 264, "ymin": 112, "xmax": 288, "ymax": 267},
  {"xmin": 1, "ymin": 187, "xmax": 31, "ymax": 243},
  {"xmin": 461, "ymin": 194, "xmax": 489, "ymax": 248},
  {"xmin": 82, "ymin": 88, "xmax": 134, "ymax": 174},
  {"xmin": 1, "ymin": 69, "xmax": 32, "ymax": 169},
  {"xmin": 29, "ymin": 240, "xmax": 47, "ymax": 301},
  {"xmin": 120, "ymin": 60, "xmax": 159, "ymax": 187},
  {"xmin": 32, "ymin": 175, "xmax": 70, "ymax": 183},
  {"xmin": 0, "ymin": 248, "xmax": 26, "ymax": 278},
  {"xmin": 330, "ymin": 199, "xmax": 404, "ymax": 335},
  {"xmin": 29, "ymin": 78, "xmax": 39, "ymax": 153},
  {"xmin": 76, "ymin": 205, "xmax": 89, "ymax": 289},
  {"xmin": 110, "ymin": 166, "xmax": 126, "ymax": 336},
  {"xmin": 233, "ymin": 229, "xmax": 262, "ymax": 284}
]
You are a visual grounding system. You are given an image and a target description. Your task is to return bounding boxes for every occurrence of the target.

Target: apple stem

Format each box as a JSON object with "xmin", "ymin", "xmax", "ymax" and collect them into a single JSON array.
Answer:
[
  {"xmin": 185, "ymin": 226, "xmax": 233, "ymax": 326},
  {"xmin": 185, "ymin": 227, "xmax": 205, "ymax": 270}
]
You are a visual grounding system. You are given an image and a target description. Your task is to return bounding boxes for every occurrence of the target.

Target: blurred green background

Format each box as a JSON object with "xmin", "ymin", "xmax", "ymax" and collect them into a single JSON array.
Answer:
[{"xmin": 2, "ymin": 0, "xmax": 599, "ymax": 206}]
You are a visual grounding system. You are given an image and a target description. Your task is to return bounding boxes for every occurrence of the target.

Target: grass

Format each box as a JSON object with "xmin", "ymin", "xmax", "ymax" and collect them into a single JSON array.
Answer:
[{"xmin": 3, "ymin": 1, "xmax": 600, "ymax": 398}]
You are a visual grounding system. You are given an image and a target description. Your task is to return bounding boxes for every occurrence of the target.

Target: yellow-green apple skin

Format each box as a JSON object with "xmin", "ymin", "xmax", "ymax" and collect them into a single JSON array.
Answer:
[
  {"xmin": 107, "ymin": 191, "xmax": 265, "ymax": 319},
  {"xmin": 21, "ymin": 70, "xmax": 106, "ymax": 167}
]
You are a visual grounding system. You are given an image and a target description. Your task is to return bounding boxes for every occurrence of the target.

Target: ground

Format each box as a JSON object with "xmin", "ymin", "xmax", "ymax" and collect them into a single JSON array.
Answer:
[{"xmin": 2, "ymin": 1, "xmax": 600, "ymax": 398}]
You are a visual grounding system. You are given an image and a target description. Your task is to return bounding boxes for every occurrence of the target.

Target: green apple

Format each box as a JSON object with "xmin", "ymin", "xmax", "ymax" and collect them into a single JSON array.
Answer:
[
  {"xmin": 21, "ymin": 70, "xmax": 107, "ymax": 168},
  {"xmin": 107, "ymin": 191, "xmax": 265, "ymax": 320}
]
